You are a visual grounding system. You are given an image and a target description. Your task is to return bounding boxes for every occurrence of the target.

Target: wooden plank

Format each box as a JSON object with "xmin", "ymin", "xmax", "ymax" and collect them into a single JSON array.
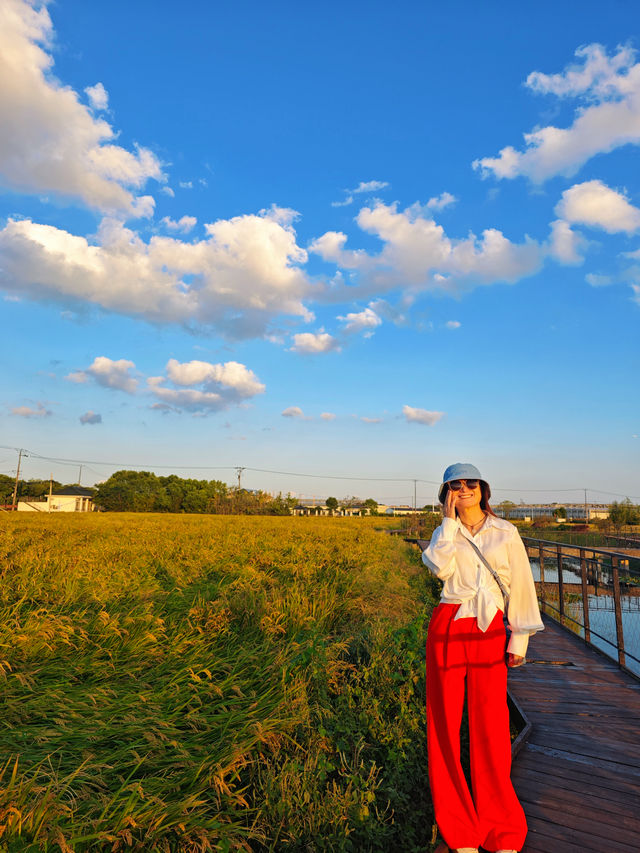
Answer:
[
  {"xmin": 522, "ymin": 801, "xmax": 639, "ymax": 849},
  {"xmin": 530, "ymin": 720, "xmax": 640, "ymax": 747},
  {"xmin": 525, "ymin": 731, "xmax": 640, "ymax": 768},
  {"xmin": 522, "ymin": 740, "xmax": 640, "ymax": 778},
  {"xmin": 521, "ymin": 819, "xmax": 634, "ymax": 853},
  {"xmin": 513, "ymin": 760, "xmax": 640, "ymax": 802},
  {"xmin": 516, "ymin": 704, "xmax": 640, "ymax": 719},
  {"xmin": 516, "ymin": 779, "xmax": 639, "ymax": 827}
]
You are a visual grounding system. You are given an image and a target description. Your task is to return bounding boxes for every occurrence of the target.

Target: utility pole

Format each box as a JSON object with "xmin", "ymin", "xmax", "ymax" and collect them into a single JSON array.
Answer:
[
  {"xmin": 236, "ymin": 466, "xmax": 245, "ymax": 490},
  {"xmin": 11, "ymin": 448, "xmax": 26, "ymax": 510},
  {"xmin": 413, "ymin": 479, "xmax": 417, "ymax": 510},
  {"xmin": 49, "ymin": 472, "xmax": 53, "ymax": 513},
  {"xmin": 584, "ymin": 488, "xmax": 588, "ymax": 525},
  {"xmin": 78, "ymin": 464, "xmax": 83, "ymax": 486}
]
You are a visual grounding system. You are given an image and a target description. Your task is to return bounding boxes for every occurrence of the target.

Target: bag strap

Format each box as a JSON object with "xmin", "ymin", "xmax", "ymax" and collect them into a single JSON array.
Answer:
[{"xmin": 464, "ymin": 535, "xmax": 510, "ymax": 610}]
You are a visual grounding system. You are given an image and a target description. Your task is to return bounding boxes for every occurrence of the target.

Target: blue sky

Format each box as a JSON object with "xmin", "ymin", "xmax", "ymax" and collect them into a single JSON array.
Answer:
[{"xmin": 1, "ymin": 0, "xmax": 639, "ymax": 506}]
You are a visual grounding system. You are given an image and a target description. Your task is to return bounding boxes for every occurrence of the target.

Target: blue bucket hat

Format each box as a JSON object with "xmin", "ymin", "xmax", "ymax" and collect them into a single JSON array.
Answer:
[{"xmin": 438, "ymin": 462, "xmax": 489, "ymax": 503}]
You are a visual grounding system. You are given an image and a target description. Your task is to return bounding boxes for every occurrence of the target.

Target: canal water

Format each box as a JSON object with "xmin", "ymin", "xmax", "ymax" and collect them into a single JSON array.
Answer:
[{"xmin": 529, "ymin": 559, "xmax": 640, "ymax": 678}]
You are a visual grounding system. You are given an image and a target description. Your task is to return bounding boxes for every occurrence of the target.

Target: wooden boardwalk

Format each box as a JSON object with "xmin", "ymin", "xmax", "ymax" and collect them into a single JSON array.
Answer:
[{"xmin": 508, "ymin": 615, "xmax": 640, "ymax": 853}]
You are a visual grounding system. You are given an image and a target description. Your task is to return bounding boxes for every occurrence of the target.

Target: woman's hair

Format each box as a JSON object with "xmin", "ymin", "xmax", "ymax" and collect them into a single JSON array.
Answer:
[
  {"xmin": 479, "ymin": 481, "xmax": 497, "ymax": 517},
  {"xmin": 440, "ymin": 480, "xmax": 497, "ymax": 517}
]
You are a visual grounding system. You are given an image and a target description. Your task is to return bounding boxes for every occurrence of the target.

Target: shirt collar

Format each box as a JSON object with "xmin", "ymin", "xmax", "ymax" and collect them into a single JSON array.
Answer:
[{"xmin": 455, "ymin": 513, "xmax": 496, "ymax": 540}]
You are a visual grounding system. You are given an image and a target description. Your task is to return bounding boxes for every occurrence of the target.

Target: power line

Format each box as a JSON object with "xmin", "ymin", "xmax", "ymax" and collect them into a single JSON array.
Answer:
[
  {"xmin": 1, "ymin": 444, "xmax": 639, "ymax": 500},
  {"xmin": 246, "ymin": 466, "xmax": 424, "ymax": 482}
]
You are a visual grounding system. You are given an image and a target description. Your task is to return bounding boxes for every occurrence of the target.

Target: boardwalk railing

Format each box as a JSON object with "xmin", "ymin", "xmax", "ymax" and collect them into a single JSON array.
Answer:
[
  {"xmin": 522, "ymin": 537, "xmax": 640, "ymax": 679},
  {"xmin": 602, "ymin": 532, "xmax": 640, "ymax": 549}
]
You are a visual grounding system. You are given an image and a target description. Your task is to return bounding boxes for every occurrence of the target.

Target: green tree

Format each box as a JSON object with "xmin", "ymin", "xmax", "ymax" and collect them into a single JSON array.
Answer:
[
  {"xmin": 325, "ymin": 496, "xmax": 339, "ymax": 515},
  {"xmin": 0, "ymin": 474, "xmax": 16, "ymax": 503},
  {"xmin": 268, "ymin": 493, "xmax": 297, "ymax": 515},
  {"xmin": 0, "ymin": 476, "xmax": 64, "ymax": 504},
  {"xmin": 95, "ymin": 471, "xmax": 167, "ymax": 512},
  {"xmin": 553, "ymin": 506, "xmax": 567, "ymax": 520},
  {"xmin": 363, "ymin": 498, "xmax": 379, "ymax": 516},
  {"xmin": 609, "ymin": 498, "xmax": 640, "ymax": 528},
  {"xmin": 497, "ymin": 500, "xmax": 516, "ymax": 519}
]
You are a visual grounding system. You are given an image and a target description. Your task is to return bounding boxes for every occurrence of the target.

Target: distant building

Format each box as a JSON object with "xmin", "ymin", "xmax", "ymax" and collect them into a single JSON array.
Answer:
[
  {"xmin": 494, "ymin": 503, "xmax": 610, "ymax": 522},
  {"xmin": 384, "ymin": 505, "xmax": 420, "ymax": 516},
  {"xmin": 292, "ymin": 501, "xmax": 331, "ymax": 517},
  {"xmin": 18, "ymin": 486, "xmax": 95, "ymax": 513},
  {"xmin": 291, "ymin": 498, "xmax": 385, "ymax": 517}
]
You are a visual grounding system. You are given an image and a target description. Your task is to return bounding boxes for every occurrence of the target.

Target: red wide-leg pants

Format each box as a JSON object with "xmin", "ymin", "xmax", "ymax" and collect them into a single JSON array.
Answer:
[{"xmin": 426, "ymin": 603, "xmax": 527, "ymax": 852}]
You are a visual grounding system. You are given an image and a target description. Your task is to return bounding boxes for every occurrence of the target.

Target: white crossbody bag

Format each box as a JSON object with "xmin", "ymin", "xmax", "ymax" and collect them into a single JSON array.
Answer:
[{"xmin": 465, "ymin": 536, "xmax": 510, "ymax": 614}]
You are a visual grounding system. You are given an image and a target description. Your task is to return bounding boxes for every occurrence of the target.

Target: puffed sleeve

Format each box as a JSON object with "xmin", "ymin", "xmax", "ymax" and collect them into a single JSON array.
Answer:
[
  {"xmin": 422, "ymin": 517, "xmax": 459, "ymax": 581},
  {"xmin": 506, "ymin": 528, "xmax": 544, "ymax": 655}
]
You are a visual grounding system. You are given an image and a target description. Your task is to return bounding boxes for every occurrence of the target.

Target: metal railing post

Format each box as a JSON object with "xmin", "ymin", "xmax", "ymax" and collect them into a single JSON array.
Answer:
[
  {"xmin": 556, "ymin": 544, "xmax": 564, "ymax": 619},
  {"xmin": 580, "ymin": 548, "xmax": 590, "ymax": 644},
  {"xmin": 611, "ymin": 556, "xmax": 626, "ymax": 668},
  {"xmin": 538, "ymin": 543, "xmax": 545, "ymax": 614}
]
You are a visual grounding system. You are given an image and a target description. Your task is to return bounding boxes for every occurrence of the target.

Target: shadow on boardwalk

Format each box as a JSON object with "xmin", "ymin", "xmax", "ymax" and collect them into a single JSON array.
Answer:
[{"xmin": 508, "ymin": 615, "xmax": 640, "ymax": 853}]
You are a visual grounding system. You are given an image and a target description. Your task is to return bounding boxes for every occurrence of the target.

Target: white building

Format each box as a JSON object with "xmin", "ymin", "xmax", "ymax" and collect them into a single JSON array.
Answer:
[
  {"xmin": 291, "ymin": 498, "xmax": 386, "ymax": 517},
  {"xmin": 384, "ymin": 505, "xmax": 420, "ymax": 516},
  {"xmin": 494, "ymin": 503, "xmax": 610, "ymax": 522},
  {"xmin": 18, "ymin": 486, "xmax": 95, "ymax": 513}
]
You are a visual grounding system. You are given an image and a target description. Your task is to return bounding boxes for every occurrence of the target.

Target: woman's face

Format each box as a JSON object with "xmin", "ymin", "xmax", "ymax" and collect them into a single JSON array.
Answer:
[{"xmin": 450, "ymin": 479, "xmax": 482, "ymax": 512}]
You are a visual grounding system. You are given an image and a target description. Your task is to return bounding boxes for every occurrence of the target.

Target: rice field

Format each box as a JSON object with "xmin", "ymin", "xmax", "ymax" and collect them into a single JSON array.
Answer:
[{"xmin": 0, "ymin": 514, "xmax": 439, "ymax": 852}]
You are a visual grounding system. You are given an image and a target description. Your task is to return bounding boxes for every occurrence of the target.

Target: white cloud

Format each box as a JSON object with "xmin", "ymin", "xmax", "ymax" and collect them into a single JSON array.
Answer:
[
  {"xmin": 631, "ymin": 284, "xmax": 640, "ymax": 305},
  {"xmin": 445, "ymin": 320, "xmax": 461, "ymax": 329},
  {"xmin": 290, "ymin": 331, "xmax": 340, "ymax": 354},
  {"xmin": 311, "ymin": 201, "xmax": 543, "ymax": 296},
  {"xmin": 68, "ymin": 356, "xmax": 138, "ymax": 393},
  {"xmin": 403, "ymin": 405, "xmax": 444, "ymax": 426},
  {"xmin": 320, "ymin": 412, "xmax": 336, "ymax": 420},
  {"xmin": 80, "ymin": 410, "xmax": 102, "ymax": 424},
  {"xmin": 282, "ymin": 406, "xmax": 305, "ymax": 418},
  {"xmin": 338, "ymin": 305, "xmax": 382, "ymax": 336},
  {"xmin": 526, "ymin": 43, "xmax": 636, "ymax": 98},
  {"xmin": 0, "ymin": 0, "xmax": 164, "ymax": 213},
  {"xmin": 548, "ymin": 219, "xmax": 586, "ymax": 265},
  {"xmin": 331, "ymin": 195, "xmax": 354, "ymax": 208},
  {"xmin": 179, "ymin": 181, "xmax": 193, "ymax": 189},
  {"xmin": 11, "ymin": 402, "xmax": 52, "ymax": 418},
  {"xmin": 85, "ymin": 82, "xmax": 108, "ymax": 111},
  {"xmin": 147, "ymin": 358, "xmax": 265, "ymax": 414},
  {"xmin": 361, "ymin": 416, "xmax": 382, "ymax": 424},
  {"xmin": 368, "ymin": 298, "xmax": 407, "ymax": 325},
  {"xmin": 164, "ymin": 358, "xmax": 265, "ymax": 398},
  {"xmin": 555, "ymin": 180, "xmax": 640, "ymax": 234},
  {"xmin": 353, "ymin": 180, "xmax": 389, "ymax": 194},
  {"xmin": 161, "ymin": 186, "xmax": 175, "ymax": 197},
  {"xmin": 0, "ymin": 207, "xmax": 314, "ymax": 338},
  {"xmin": 473, "ymin": 44, "xmax": 640, "ymax": 183},
  {"xmin": 426, "ymin": 191, "xmax": 457, "ymax": 210},
  {"xmin": 160, "ymin": 215, "xmax": 197, "ymax": 233},
  {"xmin": 585, "ymin": 273, "xmax": 613, "ymax": 287},
  {"xmin": 331, "ymin": 179, "xmax": 389, "ymax": 206},
  {"xmin": 148, "ymin": 386, "xmax": 224, "ymax": 411}
]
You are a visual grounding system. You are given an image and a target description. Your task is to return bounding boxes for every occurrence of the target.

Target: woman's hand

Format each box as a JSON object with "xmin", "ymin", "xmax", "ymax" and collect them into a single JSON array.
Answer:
[
  {"xmin": 507, "ymin": 653, "xmax": 525, "ymax": 668},
  {"xmin": 444, "ymin": 488, "xmax": 457, "ymax": 519}
]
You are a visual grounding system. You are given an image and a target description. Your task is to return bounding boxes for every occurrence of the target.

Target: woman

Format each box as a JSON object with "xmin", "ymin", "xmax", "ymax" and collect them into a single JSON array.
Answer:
[{"xmin": 423, "ymin": 463, "xmax": 543, "ymax": 853}]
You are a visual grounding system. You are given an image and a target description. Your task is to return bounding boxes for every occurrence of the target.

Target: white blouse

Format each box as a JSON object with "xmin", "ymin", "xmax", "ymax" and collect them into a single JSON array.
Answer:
[{"xmin": 422, "ymin": 514, "xmax": 544, "ymax": 656}]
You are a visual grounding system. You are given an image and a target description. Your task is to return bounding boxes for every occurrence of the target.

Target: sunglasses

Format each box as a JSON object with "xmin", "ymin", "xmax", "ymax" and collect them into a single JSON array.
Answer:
[{"xmin": 447, "ymin": 479, "xmax": 480, "ymax": 491}]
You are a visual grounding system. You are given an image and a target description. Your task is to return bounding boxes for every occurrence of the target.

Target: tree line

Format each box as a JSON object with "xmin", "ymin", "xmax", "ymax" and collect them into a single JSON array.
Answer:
[
  {"xmin": 92, "ymin": 471, "xmax": 297, "ymax": 514},
  {"xmin": 0, "ymin": 475, "xmax": 71, "ymax": 504}
]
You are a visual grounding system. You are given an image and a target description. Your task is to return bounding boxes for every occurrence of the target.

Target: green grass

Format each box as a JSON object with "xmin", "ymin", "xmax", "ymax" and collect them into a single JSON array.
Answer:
[{"xmin": 0, "ymin": 514, "xmax": 439, "ymax": 852}]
